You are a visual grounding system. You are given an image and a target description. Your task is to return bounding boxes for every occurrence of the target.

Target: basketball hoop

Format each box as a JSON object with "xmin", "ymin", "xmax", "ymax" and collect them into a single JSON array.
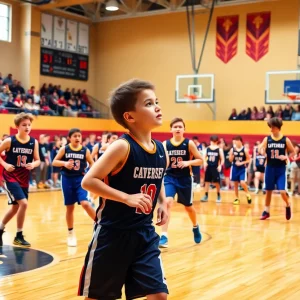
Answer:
[
  {"xmin": 184, "ymin": 94, "xmax": 198, "ymax": 101},
  {"xmin": 282, "ymin": 93, "xmax": 300, "ymax": 101}
]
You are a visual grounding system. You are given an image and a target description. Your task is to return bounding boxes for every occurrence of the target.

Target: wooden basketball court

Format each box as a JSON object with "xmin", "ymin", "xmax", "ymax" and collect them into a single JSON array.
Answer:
[{"xmin": 0, "ymin": 189, "xmax": 299, "ymax": 299}]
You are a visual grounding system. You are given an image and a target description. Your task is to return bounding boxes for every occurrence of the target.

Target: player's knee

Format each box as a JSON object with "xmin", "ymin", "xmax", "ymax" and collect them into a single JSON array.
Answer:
[
  {"xmin": 18, "ymin": 200, "xmax": 28, "ymax": 209},
  {"xmin": 81, "ymin": 201, "xmax": 90, "ymax": 209},
  {"xmin": 184, "ymin": 205, "xmax": 193, "ymax": 211}
]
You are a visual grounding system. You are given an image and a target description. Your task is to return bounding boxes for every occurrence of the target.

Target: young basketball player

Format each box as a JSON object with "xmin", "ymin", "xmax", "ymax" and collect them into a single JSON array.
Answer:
[
  {"xmin": 259, "ymin": 117, "xmax": 295, "ymax": 220},
  {"xmin": 50, "ymin": 137, "xmax": 62, "ymax": 188},
  {"xmin": 201, "ymin": 135, "xmax": 224, "ymax": 203},
  {"xmin": 159, "ymin": 117, "xmax": 202, "ymax": 248},
  {"xmin": 91, "ymin": 131, "xmax": 108, "ymax": 160},
  {"xmin": 0, "ymin": 113, "xmax": 40, "ymax": 247},
  {"xmin": 78, "ymin": 79, "xmax": 168, "ymax": 300},
  {"xmin": 52, "ymin": 128, "xmax": 96, "ymax": 247},
  {"xmin": 253, "ymin": 142, "xmax": 266, "ymax": 194},
  {"xmin": 229, "ymin": 136, "xmax": 252, "ymax": 205}
]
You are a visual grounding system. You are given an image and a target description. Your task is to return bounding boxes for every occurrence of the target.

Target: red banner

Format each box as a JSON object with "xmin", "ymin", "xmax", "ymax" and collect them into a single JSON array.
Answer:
[
  {"xmin": 216, "ymin": 15, "xmax": 239, "ymax": 64},
  {"xmin": 246, "ymin": 12, "xmax": 271, "ymax": 62}
]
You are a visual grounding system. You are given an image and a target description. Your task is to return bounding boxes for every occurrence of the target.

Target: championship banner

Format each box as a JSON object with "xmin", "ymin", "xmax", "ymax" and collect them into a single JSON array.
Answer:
[
  {"xmin": 246, "ymin": 12, "xmax": 271, "ymax": 62},
  {"xmin": 216, "ymin": 15, "xmax": 239, "ymax": 64}
]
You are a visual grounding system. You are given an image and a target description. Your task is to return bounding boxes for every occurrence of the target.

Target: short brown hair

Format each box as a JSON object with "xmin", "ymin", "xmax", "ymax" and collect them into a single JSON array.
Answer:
[
  {"xmin": 232, "ymin": 135, "xmax": 243, "ymax": 143},
  {"xmin": 110, "ymin": 79, "xmax": 155, "ymax": 129},
  {"xmin": 170, "ymin": 117, "xmax": 185, "ymax": 128},
  {"xmin": 210, "ymin": 135, "xmax": 219, "ymax": 142},
  {"xmin": 268, "ymin": 117, "xmax": 282, "ymax": 129},
  {"xmin": 14, "ymin": 112, "xmax": 34, "ymax": 127}
]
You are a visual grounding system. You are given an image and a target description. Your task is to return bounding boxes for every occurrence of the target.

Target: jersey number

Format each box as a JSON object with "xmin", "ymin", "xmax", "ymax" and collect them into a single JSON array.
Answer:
[
  {"xmin": 136, "ymin": 184, "xmax": 157, "ymax": 215},
  {"xmin": 208, "ymin": 156, "xmax": 215, "ymax": 162},
  {"xmin": 271, "ymin": 150, "xmax": 280, "ymax": 159},
  {"xmin": 17, "ymin": 155, "xmax": 27, "ymax": 167},
  {"xmin": 171, "ymin": 157, "xmax": 183, "ymax": 168},
  {"xmin": 68, "ymin": 159, "xmax": 80, "ymax": 170}
]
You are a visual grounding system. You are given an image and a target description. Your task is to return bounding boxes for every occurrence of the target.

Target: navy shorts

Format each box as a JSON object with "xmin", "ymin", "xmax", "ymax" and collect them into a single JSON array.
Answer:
[
  {"xmin": 52, "ymin": 166, "xmax": 60, "ymax": 174},
  {"xmin": 3, "ymin": 181, "xmax": 28, "ymax": 205},
  {"xmin": 78, "ymin": 225, "xmax": 168, "ymax": 299},
  {"xmin": 164, "ymin": 175, "xmax": 193, "ymax": 207},
  {"xmin": 204, "ymin": 166, "xmax": 220, "ymax": 183},
  {"xmin": 264, "ymin": 165, "xmax": 287, "ymax": 191},
  {"xmin": 61, "ymin": 175, "xmax": 88, "ymax": 205},
  {"xmin": 230, "ymin": 166, "xmax": 247, "ymax": 182}
]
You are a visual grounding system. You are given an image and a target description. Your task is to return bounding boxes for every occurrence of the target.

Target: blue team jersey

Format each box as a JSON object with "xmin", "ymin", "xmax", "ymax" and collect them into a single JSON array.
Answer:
[
  {"xmin": 255, "ymin": 149, "xmax": 266, "ymax": 167},
  {"xmin": 232, "ymin": 147, "xmax": 246, "ymax": 168},
  {"xmin": 61, "ymin": 145, "xmax": 87, "ymax": 177},
  {"xmin": 266, "ymin": 135, "xmax": 287, "ymax": 167},
  {"xmin": 97, "ymin": 133, "xmax": 167, "ymax": 230},
  {"xmin": 3, "ymin": 135, "xmax": 35, "ymax": 187},
  {"xmin": 165, "ymin": 138, "xmax": 191, "ymax": 178},
  {"xmin": 206, "ymin": 147, "xmax": 220, "ymax": 167}
]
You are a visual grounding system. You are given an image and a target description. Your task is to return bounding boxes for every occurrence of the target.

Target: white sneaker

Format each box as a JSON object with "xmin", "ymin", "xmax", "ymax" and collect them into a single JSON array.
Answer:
[
  {"xmin": 67, "ymin": 231, "xmax": 77, "ymax": 247},
  {"xmin": 254, "ymin": 189, "xmax": 259, "ymax": 194}
]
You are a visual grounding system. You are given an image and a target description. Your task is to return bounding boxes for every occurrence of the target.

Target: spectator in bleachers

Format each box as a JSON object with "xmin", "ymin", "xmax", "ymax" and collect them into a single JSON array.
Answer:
[
  {"xmin": 267, "ymin": 105, "xmax": 275, "ymax": 118},
  {"xmin": 256, "ymin": 106, "xmax": 266, "ymax": 120},
  {"xmin": 282, "ymin": 104, "xmax": 293, "ymax": 120},
  {"xmin": 275, "ymin": 105, "xmax": 283, "ymax": 119},
  {"xmin": 250, "ymin": 106, "xmax": 258, "ymax": 120},
  {"xmin": 14, "ymin": 93, "xmax": 23, "ymax": 110},
  {"xmin": 33, "ymin": 90, "xmax": 40, "ymax": 104},
  {"xmin": 49, "ymin": 91, "xmax": 58, "ymax": 111},
  {"xmin": 27, "ymin": 86, "xmax": 35, "ymax": 96},
  {"xmin": 24, "ymin": 98, "xmax": 39, "ymax": 116},
  {"xmin": 0, "ymin": 86, "xmax": 9, "ymax": 102},
  {"xmin": 4, "ymin": 93, "xmax": 17, "ymax": 110},
  {"xmin": 71, "ymin": 88, "xmax": 76, "ymax": 96},
  {"xmin": 82, "ymin": 89, "xmax": 89, "ymax": 105},
  {"xmin": 228, "ymin": 108, "xmax": 238, "ymax": 120},
  {"xmin": 237, "ymin": 109, "xmax": 248, "ymax": 120},
  {"xmin": 63, "ymin": 88, "xmax": 71, "ymax": 100},
  {"xmin": 57, "ymin": 96, "xmax": 67, "ymax": 116},
  {"xmin": 40, "ymin": 83, "xmax": 48, "ymax": 95},
  {"xmin": 3, "ymin": 73, "xmax": 13, "ymax": 85},
  {"xmin": 9, "ymin": 80, "xmax": 18, "ymax": 96},
  {"xmin": 48, "ymin": 83, "xmax": 54, "ymax": 94},
  {"xmin": 291, "ymin": 104, "xmax": 300, "ymax": 121},
  {"xmin": 264, "ymin": 112, "xmax": 273, "ymax": 121},
  {"xmin": 56, "ymin": 85, "xmax": 63, "ymax": 97},
  {"xmin": 0, "ymin": 79, "xmax": 3, "ymax": 90},
  {"xmin": 245, "ymin": 107, "xmax": 252, "ymax": 120},
  {"xmin": 16, "ymin": 81, "xmax": 25, "ymax": 94}
]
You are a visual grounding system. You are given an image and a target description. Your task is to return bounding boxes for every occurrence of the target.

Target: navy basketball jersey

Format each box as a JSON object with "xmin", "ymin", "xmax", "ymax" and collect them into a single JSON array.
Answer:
[
  {"xmin": 266, "ymin": 135, "xmax": 287, "ymax": 167},
  {"xmin": 255, "ymin": 149, "xmax": 266, "ymax": 167},
  {"xmin": 61, "ymin": 145, "xmax": 87, "ymax": 176},
  {"xmin": 98, "ymin": 142, "xmax": 105, "ymax": 158},
  {"xmin": 206, "ymin": 147, "xmax": 220, "ymax": 167},
  {"xmin": 232, "ymin": 147, "xmax": 246, "ymax": 168},
  {"xmin": 3, "ymin": 135, "xmax": 35, "ymax": 187},
  {"xmin": 97, "ymin": 133, "xmax": 167, "ymax": 230},
  {"xmin": 165, "ymin": 138, "xmax": 191, "ymax": 177}
]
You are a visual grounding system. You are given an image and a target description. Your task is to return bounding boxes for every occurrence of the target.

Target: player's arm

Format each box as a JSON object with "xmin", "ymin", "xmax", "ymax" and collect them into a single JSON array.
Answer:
[
  {"xmin": 229, "ymin": 147, "xmax": 234, "ymax": 162},
  {"xmin": 0, "ymin": 138, "xmax": 14, "ymax": 172},
  {"xmin": 178, "ymin": 141, "xmax": 202, "ymax": 168},
  {"xmin": 218, "ymin": 148, "xmax": 225, "ymax": 172},
  {"xmin": 81, "ymin": 139, "xmax": 152, "ymax": 214},
  {"xmin": 52, "ymin": 147, "xmax": 73, "ymax": 169},
  {"xmin": 91, "ymin": 143, "xmax": 99, "ymax": 160},
  {"xmin": 258, "ymin": 137, "xmax": 267, "ymax": 155},
  {"xmin": 26, "ymin": 140, "xmax": 41, "ymax": 170},
  {"xmin": 86, "ymin": 149, "xmax": 94, "ymax": 168}
]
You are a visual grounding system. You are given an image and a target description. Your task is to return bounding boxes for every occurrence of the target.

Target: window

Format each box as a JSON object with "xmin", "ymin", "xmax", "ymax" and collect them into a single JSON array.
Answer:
[{"xmin": 0, "ymin": 3, "xmax": 10, "ymax": 42}]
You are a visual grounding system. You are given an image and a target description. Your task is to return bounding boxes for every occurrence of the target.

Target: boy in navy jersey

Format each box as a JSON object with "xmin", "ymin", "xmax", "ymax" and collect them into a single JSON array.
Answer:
[
  {"xmin": 78, "ymin": 79, "xmax": 169, "ymax": 300},
  {"xmin": 253, "ymin": 143, "xmax": 266, "ymax": 194},
  {"xmin": 201, "ymin": 135, "xmax": 224, "ymax": 203},
  {"xmin": 52, "ymin": 128, "xmax": 95, "ymax": 247},
  {"xmin": 258, "ymin": 117, "xmax": 295, "ymax": 220},
  {"xmin": 229, "ymin": 136, "xmax": 252, "ymax": 205},
  {"xmin": 159, "ymin": 118, "xmax": 202, "ymax": 248},
  {"xmin": 0, "ymin": 113, "xmax": 40, "ymax": 247}
]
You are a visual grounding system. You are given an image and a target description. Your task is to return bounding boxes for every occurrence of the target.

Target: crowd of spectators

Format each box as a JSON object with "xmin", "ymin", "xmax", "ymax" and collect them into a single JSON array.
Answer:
[
  {"xmin": 228, "ymin": 104, "xmax": 300, "ymax": 121},
  {"xmin": 0, "ymin": 72, "xmax": 99, "ymax": 118}
]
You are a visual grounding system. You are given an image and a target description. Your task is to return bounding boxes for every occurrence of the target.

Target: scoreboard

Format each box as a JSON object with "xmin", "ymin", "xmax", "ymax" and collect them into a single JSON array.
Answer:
[{"xmin": 40, "ymin": 14, "xmax": 89, "ymax": 81}]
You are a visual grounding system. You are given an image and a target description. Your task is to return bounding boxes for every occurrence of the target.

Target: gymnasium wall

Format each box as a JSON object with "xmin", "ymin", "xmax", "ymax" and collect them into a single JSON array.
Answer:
[
  {"xmin": 95, "ymin": 0, "xmax": 299, "ymax": 120},
  {"xmin": 1, "ymin": 115, "xmax": 300, "ymax": 145}
]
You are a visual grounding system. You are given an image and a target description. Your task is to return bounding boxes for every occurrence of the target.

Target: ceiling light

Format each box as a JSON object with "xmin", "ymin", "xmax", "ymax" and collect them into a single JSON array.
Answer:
[{"xmin": 106, "ymin": 0, "xmax": 119, "ymax": 11}]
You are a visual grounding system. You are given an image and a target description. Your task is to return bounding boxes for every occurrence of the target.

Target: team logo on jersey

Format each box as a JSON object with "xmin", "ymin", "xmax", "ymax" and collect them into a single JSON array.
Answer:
[{"xmin": 0, "ymin": 246, "xmax": 54, "ymax": 276}]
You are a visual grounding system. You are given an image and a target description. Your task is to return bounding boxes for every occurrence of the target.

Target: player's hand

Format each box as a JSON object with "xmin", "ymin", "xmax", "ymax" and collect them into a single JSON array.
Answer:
[
  {"xmin": 125, "ymin": 193, "xmax": 152, "ymax": 214},
  {"xmin": 235, "ymin": 161, "xmax": 243, "ymax": 166},
  {"xmin": 217, "ymin": 165, "xmax": 222, "ymax": 172},
  {"xmin": 253, "ymin": 166, "xmax": 257, "ymax": 172},
  {"xmin": 177, "ymin": 161, "xmax": 190, "ymax": 168},
  {"xmin": 156, "ymin": 204, "xmax": 168, "ymax": 226},
  {"xmin": 64, "ymin": 160, "xmax": 74, "ymax": 170},
  {"xmin": 45, "ymin": 159, "xmax": 50, "ymax": 166},
  {"xmin": 25, "ymin": 163, "xmax": 34, "ymax": 170},
  {"xmin": 278, "ymin": 155, "xmax": 287, "ymax": 161},
  {"xmin": 4, "ymin": 163, "xmax": 15, "ymax": 172}
]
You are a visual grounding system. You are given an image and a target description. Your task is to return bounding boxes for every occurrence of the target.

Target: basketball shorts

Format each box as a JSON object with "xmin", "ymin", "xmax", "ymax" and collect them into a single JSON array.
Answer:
[
  {"xmin": 61, "ymin": 175, "xmax": 88, "ymax": 205},
  {"xmin": 204, "ymin": 166, "xmax": 220, "ymax": 183},
  {"xmin": 223, "ymin": 167, "xmax": 231, "ymax": 178},
  {"xmin": 164, "ymin": 175, "xmax": 193, "ymax": 207},
  {"xmin": 230, "ymin": 166, "xmax": 247, "ymax": 182},
  {"xmin": 2, "ymin": 181, "xmax": 28, "ymax": 205},
  {"xmin": 255, "ymin": 166, "xmax": 265, "ymax": 174},
  {"xmin": 264, "ymin": 165, "xmax": 287, "ymax": 191},
  {"xmin": 52, "ymin": 166, "xmax": 60, "ymax": 174},
  {"xmin": 78, "ymin": 225, "xmax": 168, "ymax": 299}
]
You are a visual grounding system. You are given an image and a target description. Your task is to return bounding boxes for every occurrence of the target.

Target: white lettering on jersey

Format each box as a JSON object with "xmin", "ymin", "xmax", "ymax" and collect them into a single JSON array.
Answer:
[
  {"xmin": 168, "ymin": 150, "xmax": 186, "ymax": 156},
  {"xmin": 12, "ymin": 148, "xmax": 33, "ymax": 154},
  {"xmin": 268, "ymin": 143, "xmax": 285, "ymax": 148},
  {"xmin": 133, "ymin": 167, "xmax": 164, "ymax": 179},
  {"xmin": 65, "ymin": 153, "xmax": 84, "ymax": 159}
]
